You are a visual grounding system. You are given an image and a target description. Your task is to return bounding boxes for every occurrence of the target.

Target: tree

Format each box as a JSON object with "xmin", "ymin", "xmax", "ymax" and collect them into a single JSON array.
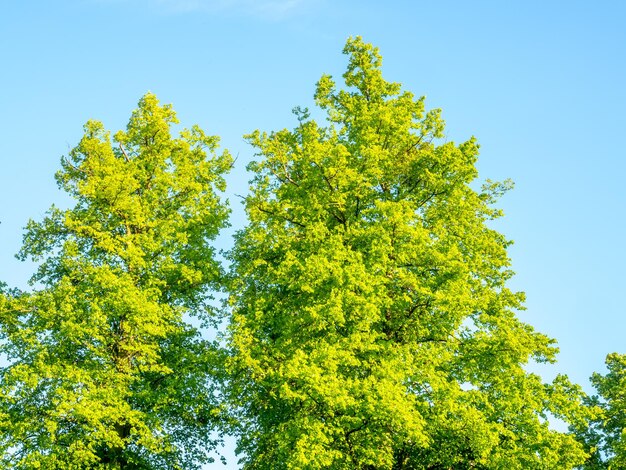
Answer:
[
  {"xmin": 226, "ymin": 37, "xmax": 590, "ymax": 469},
  {"xmin": 0, "ymin": 94, "xmax": 232, "ymax": 469},
  {"xmin": 576, "ymin": 353, "xmax": 626, "ymax": 469}
]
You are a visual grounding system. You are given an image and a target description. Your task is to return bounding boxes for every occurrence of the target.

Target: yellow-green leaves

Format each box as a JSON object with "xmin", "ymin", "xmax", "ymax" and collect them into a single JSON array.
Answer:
[
  {"xmin": 0, "ymin": 94, "xmax": 230, "ymax": 468},
  {"xmin": 0, "ymin": 40, "xmax": 598, "ymax": 470},
  {"xmin": 227, "ymin": 38, "xmax": 589, "ymax": 469}
]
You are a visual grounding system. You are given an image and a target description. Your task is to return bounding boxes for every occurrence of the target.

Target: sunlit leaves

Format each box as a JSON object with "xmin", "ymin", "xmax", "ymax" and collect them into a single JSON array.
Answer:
[
  {"xmin": 0, "ymin": 94, "xmax": 231, "ymax": 468},
  {"xmin": 227, "ymin": 37, "xmax": 590, "ymax": 469}
]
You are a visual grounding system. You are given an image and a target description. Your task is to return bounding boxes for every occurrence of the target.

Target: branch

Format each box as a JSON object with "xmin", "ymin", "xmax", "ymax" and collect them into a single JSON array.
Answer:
[
  {"xmin": 269, "ymin": 166, "xmax": 299, "ymax": 187},
  {"xmin": 256, "ymin": 206, "xmax": 306, "ymax": 228},
  {"xmin": 311, "ymin": 161, "xmax": 335, "ymax": 192},
  {"xmin": 119, "ymin": 143, "xmax": 130, "ymax": 162},
  {"xmin": 229, "ymin": 152, "xmax": 239, "ymax": 170},
  {"xmin": 61, "ymin": 155, "xmax": 86, "ymax": 175}
]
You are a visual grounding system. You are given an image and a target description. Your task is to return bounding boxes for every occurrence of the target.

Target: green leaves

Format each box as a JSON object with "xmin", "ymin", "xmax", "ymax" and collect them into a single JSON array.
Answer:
[
  {"xmin": 227, "ymin": 37, "xmax": 590, "ymax": 469},
  {"xmin": 0, "ymin": 93, "xmax": 231, "ymax": 468},
  {"xmin": 0, "ymin": 38, "xmax": 607, "ymax": 470},
  {"xmin": 573, "ymin": 353, "xmax": 626, "ymax": 469}
]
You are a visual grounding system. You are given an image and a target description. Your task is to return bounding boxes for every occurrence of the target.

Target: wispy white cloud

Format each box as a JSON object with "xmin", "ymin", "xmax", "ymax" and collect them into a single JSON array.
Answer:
[{"xmin": 94, "ymin": 0, "xmax": 313, "ymax": 20}]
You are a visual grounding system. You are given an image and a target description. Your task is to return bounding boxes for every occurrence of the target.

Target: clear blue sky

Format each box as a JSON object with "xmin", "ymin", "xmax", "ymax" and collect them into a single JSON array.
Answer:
[{"xmin": 1, "ymin": 0, "xmax": 625, "ymax": 466}]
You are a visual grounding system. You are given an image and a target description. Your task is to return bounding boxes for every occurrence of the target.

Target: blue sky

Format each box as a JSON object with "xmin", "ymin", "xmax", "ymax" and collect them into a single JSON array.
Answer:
[{"xmin": 1, "ymin": 0, "xmax": 625, "ymax": 465}]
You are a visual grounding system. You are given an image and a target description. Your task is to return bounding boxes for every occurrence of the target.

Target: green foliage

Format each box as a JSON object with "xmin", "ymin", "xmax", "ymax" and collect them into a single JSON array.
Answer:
[
  {"xmin": 576, "ymin": 353, "xmax": 626, "ymax": 469},
  {"xmin": 0, "ymin": 94, "xmax": 232, "ymax": 469},
  {"xmin": 226, "ymin": 37, "xmax": 590, "ymax": 469}
]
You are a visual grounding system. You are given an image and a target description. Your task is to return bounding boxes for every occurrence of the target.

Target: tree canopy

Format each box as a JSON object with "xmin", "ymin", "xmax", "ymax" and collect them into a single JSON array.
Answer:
[
  {"xmin": 226, "ymin": 37, "xmax": 591, "ymax": 469},
  {"xmin": 575, "ymin": 353, "xmax": 626, "ymax": 469},
  {"xmin": 0, "ymin": 37, "xmax": 617, "ymax": 470},
  {"xmin": 0, "ymin": 94, "xmax": 232, "ymax": 469}
]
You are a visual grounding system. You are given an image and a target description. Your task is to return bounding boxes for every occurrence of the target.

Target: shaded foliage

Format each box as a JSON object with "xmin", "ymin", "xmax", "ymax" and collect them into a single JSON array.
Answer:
[{"xmin": 575, "ymin": 353, "xmax": 626, "ymax": 469}]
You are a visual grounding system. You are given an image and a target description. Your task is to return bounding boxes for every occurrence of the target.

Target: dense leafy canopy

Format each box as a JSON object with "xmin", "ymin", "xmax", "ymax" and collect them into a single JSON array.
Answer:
[
  {"xmin": 226, "ymin": 37, "xmax": 591, "ymax": 469},
  {"xmin": 575, "ymin": 353, "xmax": 626, "ymax": 469},
  {"xmin": 0, "ymin": 94, "xmax": 231, "ymax": 469},
  {"xmin": 0, "ymin": 37, "xmax": 619, "ymax": 470}
]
